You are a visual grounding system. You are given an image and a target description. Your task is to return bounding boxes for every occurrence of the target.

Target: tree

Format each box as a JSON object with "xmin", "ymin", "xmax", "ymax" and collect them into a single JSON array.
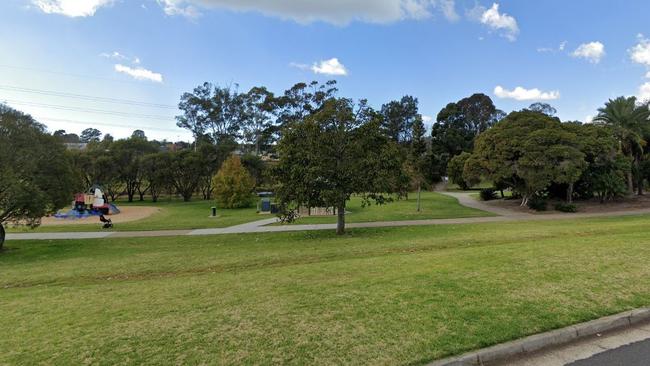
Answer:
[
  {"xmin": 212, "ymin": 156, "xmax": 255, "ymax": 208},
  {"xmin": 0, "ymin": 105, "xmax": 75, "ymax": 249},
  {"xmin": 53, "ymin": 129, "xmax": 81, "ymax": 143},
  {"xmin": 274, "ymin": 98, "xmax": 404, "ymax": 235},
  {"xmin": 593, "ymin": 97, "xmax": 650, "ymax": 195},
  {"xmin": 112, "ymin": 137, "xmax": 157, "ymax": 202},
  {"xmin": 380, "ymin": 95, "xmax": 420, "ymax": 143},
  {"xmin": 408, "ymin": 116, "xmax": 428, "ymax": 211},
  {"xmin": 141, "ymin": 152, "xmax": 173, "ymax": 202},
  {"xmin": 242, "ymin": 86, "xmax": 275, "ymax": 155},
  {"xmin": 131, "ymin": 129, "xmax": 147, "ymax": 140},
  {"xmin": 469, "ymin": 111, "xmax": 585, "ymax": 205},
  {"xmin": 431, "ymin": 93, "xmax": 503, "ymax": 170},
  {"xmin": 168, "ymin": 151, "xmax": 204, "ymax": 202},
  {"xmin": 176, "ymin": 82, "xmax": 246, "ymax": 145},
  {"xmin": 80, "ymin": 128, "xmax": 102, "ymax": 143},
  {"xmin": 447, "ymin": 152, "xmax": 477, "ymax": 190},
  {"xmin": 527, "ymin": 102, "xmax": 557, "ymax": 116}
]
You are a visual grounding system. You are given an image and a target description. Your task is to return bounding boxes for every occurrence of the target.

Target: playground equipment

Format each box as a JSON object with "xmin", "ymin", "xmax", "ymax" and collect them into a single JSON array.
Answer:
[{"xmin": 54, "ymin": 185, "xmax": 119, "ymax": 228}]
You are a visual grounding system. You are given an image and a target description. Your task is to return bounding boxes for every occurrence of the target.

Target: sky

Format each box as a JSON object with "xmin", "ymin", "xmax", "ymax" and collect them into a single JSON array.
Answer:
[{"xmin": 1, "ymin": 0, "xmax": 649, "ymax": 141}]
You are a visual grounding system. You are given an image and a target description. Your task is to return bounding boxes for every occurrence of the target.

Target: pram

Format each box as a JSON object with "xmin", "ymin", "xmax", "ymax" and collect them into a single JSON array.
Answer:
[{"xmin": 99, "ymin": 215, "xmax": 113, "ymax": 229}]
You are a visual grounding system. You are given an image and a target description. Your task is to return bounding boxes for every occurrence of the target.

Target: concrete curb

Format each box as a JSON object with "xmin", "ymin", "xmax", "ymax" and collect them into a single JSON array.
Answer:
[{"xmin": 428, "ymin": 307, "xmax": 650, "ymax": 366}]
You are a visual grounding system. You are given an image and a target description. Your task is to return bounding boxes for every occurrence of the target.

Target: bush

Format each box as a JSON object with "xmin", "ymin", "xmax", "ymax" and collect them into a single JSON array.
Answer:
[
  {"xmin": 554, "ymin": 203, "xmax": 577, "ymax": 213},
  {"xmin": 212, "ymin": 156, "xmax": 255, "ymax": 208},
  {"xmin": 479, "ymin": 188, "xmax": 498, "ymax": 201},
  {"xmin": 527, "ymin": 195, "xmax": 548, "ymax": 211}
]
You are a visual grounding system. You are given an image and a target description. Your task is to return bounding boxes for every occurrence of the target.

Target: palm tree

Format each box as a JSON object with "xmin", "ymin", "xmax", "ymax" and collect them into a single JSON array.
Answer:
[{"xmin": 593, "ymin": 97, "xmax": 650, "ymax": 195}]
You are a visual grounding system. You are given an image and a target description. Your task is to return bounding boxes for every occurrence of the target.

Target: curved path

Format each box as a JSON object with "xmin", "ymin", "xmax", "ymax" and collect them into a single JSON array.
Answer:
[{"xmin": 6, "ymin": 192, "xmax": 650, "ymax": 241}]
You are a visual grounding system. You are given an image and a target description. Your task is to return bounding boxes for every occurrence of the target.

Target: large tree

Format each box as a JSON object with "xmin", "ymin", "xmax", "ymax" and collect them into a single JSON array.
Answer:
[
  {"xmin": 408, "ymin": 116, "xmax": 428, "ymax": 211},
  {"xmin": 0, "ymin": 105, "xmax": 75, "ymax": 249},
  {"xmin": 242, "ymin": 86, "xmax": 276, "ymax": 155},
  {"xmin": 274, "ymin": 98, "xmax": 404, "ymax": 235},
  {"xmin": 380, "ymin": 95, "xmax": 420, "ymax": 143},
  {"xmin": 111, "ymin": 137, "xmax": 157, "ymax": 202},
  {"xmin": 467, "ymin": 110, "xmax": 585, "ymax": 205},
  {"xmin": 176, "ymin": 82, "xmax": 246, "ymax": 144},
  {"xmin": 80, "ymin": 128, "xmax": 102, "ymax": 143},
  {"xmin": 593, "ymin": 96, "xmax": 650, "ymax": 195},
  {"xmin": 431, "ymin": 93, "xmax": 503, "ymax": 162}
]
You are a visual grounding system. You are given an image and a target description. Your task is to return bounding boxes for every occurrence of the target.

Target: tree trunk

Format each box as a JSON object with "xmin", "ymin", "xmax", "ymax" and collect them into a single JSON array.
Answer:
[
  {"xmin": 636, "ymin": 157, "xmax": 644, "ymax": 196},
  {"xmin": 336, "ymin": 203, "xmax": 346, "ymax": 235},
  {"xmin": 0, "ymin": 224, "xmax": 5, "ymax": 251},
  {"xmin": 416, "ymin": 183, "xmax": 422, "ymax": 212},
  {"xmin": 500, "ymin": 189, "xmax": 504, "ymax": 198},
  {"xmin": 567, "ymin": 183, "xmax": 574, "ymax": 204},
  {"xmin": 627, "ymin": 171, "xmax": 634, "ymax": 195}
]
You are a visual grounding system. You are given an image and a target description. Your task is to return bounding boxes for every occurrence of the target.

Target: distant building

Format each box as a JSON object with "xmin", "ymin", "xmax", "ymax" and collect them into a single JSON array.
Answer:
[{"xmin": 64, "ymin": 142, "xmax": 88, "ymax": 151}]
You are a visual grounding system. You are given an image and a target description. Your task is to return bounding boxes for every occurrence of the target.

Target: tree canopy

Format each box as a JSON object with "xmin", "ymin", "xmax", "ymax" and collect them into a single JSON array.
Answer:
[
  {"xmin": 274, "ymin": 98, "xmax": 405, "ymax": 234},
  {"xmin": 0, "ymin": 105, "xmax": 75, "ymax": 248}
]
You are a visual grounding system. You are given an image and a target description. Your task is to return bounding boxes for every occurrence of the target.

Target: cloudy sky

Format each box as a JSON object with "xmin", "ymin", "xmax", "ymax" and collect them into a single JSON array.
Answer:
[{"xmin": 1, "ymin": 0, "xmax": 649, "ymax": 140}]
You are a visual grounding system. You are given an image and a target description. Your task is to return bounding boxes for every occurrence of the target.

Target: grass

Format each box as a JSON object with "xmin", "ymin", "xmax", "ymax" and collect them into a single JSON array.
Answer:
[
  {"xmin": 282, "ymin": 191, "xmax": 492, "ymax": 225},
  {"xmin": 3, "ymin": 215, "xmax": 650, "ymax": 365},
  {"xmin": 8, "ymin": 191, "xmax": 491, "ymax": 232},
  {"xmin": 7, "ymin": 198, "xmax": 263, "ymax": 233}
]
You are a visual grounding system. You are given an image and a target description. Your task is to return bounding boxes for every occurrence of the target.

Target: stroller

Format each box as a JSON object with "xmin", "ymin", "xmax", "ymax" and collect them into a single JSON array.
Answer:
[{"xmin": 99, "ymin": 215, "xmax": 113, "ymax": 229}]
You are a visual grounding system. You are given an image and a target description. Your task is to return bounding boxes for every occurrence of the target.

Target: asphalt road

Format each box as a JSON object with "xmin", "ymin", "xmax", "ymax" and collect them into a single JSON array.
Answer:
[{"xmin": 567, "ymin": 338, "xmax": 650, "ymax": 366}]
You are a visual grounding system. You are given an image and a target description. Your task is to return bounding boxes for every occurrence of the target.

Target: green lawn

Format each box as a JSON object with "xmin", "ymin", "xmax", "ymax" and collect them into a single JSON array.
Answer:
[
  {"xmin": 282, "ymin": 191, "xmax": 492, "ymax": 225},
  {"xmin": 7, "ymin": 199, "xmax": 263, "ymax": 233},
  {"xmin": 3, "ymin": 215, "xmax": 650, "ymax": 365}
]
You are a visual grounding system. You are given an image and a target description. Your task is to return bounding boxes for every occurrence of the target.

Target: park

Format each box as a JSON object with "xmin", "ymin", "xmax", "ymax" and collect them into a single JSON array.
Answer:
[
  {"xmin": 3, "ymin": 2, "xmax": 650, "ymax": 365},
  {"xmin": 3, "ymin": 81, "xmax": 650, "ymax": 365}
]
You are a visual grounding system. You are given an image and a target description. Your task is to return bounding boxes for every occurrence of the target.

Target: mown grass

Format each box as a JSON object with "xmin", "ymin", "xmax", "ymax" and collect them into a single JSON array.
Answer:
[
  {"xmin": 8, "ymin": 192, "xmax": 490, "ymax": 232},
  {"xmin": 3, "ymin": 215, "xmax": 650, "ymax": 365},
  {"xmin": 282, "ymin": 191, "xmax": 492, "ymax": 225},
  {"xmin": 7, "ymin": 199, "xmax": 263, "ymax": 233}
]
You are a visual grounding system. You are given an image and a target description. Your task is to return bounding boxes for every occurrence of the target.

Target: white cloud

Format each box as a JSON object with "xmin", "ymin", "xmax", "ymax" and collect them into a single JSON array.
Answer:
[
  {"xmin": 630, "ymin": 35, "xmax": 650, "ymax": 67},
  {"xmin": 559, "ymin": 41, "xmax": 567, "ymax": 51},
  {"xmin": 537, "ymin": 41, "xmax": 567, "ymax": 54},
  {"xmin": 639, "ymin": 82, "xmax": 650, "ymax": 102},
  {"xmin": 155, "ymin": 0, "xmax": 459, "ymax": 24},
  {"xmin": 289, "ymin": 62, "xmax": 310, "ymax": 71},
  {"xmin": 114, "ymin": 64, "xmax": 164, "ymax": 83},
  {"xmin": 101, "ymin": 51, "xmax": 142, "ymax": 65},
  {"xmin": 476, "ymin": 3, "xmax": 519, "ymax": 41},
  {"xmin": 494, "ymin": 85, "xmax": 560, "ymax": 101},
  {"xmin": 571, "ymin": 41, "xmax": 605, "ymax": 64},
  {"xmin": 422, "ymin": 115, "xmax": 433, "ymax": 123},
  {"xmin": 584, "ymin": 115, "xmax": 594, "ymax": 124},
  {"xmin": 311, "ymin": 58, "xmax": 348, "ymax": 76},
  {"xmin": 32, "ymin": 0, "xmax": 114, "ymax": 17},
  {"xmin": 646, "ymin": 71, "xmax": 650, "ymax": 79}
]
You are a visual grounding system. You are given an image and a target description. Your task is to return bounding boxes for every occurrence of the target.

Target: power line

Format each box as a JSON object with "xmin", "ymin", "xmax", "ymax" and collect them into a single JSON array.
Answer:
[
  {"xmin": 2, "ymin": 99, "xmax": 175, "ymax": 121},
  {"xmin": 40, "ymin": 117, "xmax": 183, "ymax": 133},
  {"xmin": 0, "ymin": 84, "xmax": 177, "ymax": 109},
  {"xmin": 0, "ymin": 64, "xmax": 166, "ymax": 86}
]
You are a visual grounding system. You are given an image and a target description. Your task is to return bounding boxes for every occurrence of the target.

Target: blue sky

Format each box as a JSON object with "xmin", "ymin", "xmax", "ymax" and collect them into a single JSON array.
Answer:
[{"xmin": 1, "ymin": 0, "xmax": 649, "ymax": 141}]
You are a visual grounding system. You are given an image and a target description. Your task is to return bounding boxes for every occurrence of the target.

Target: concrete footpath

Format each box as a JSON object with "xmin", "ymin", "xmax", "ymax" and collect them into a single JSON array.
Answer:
[{"xmin": 7, "ymin": 192, "xmax": 650, "ymax": 241}]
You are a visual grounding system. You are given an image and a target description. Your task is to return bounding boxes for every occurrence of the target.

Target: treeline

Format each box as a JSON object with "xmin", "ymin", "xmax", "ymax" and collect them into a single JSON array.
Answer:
[
  {"xmin": 59, "ymin": 80, "xmax": 450, "ymax": 205},
  {"xmin": 448, "ymin": 97, "xmax": 650, "ymax": 209}
]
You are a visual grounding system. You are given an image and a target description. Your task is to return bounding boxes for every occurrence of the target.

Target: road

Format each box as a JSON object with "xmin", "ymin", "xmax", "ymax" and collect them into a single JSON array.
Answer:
[{"xmin": 492, "ymin": 321, "xmax": 650, "ymax": 366}]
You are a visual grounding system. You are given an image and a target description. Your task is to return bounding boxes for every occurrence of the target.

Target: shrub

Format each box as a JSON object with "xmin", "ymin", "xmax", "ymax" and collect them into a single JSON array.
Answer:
[
  {"xmin": 527, "ymin": 195, "xmax": 548, "ymax": 211},
  {"xmin": 212, "ymin": 156, "xmax": 255, "ymax": 208},
  {"xmin": 479, "ymin": 188, "xmax": 498, "ymax": 201},
  {"xmin": 447, "ymin": 152, "xmax": 474, "ymax": 190},
  {"xmin": 554, "ymin": 203, "xmax": 577, "ymax": 213}
]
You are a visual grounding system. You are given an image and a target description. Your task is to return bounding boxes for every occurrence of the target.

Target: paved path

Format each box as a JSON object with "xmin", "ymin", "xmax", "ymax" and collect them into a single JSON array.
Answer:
[
  {"xmin": 492, "ymin": 321, "xmax": 650, "ymax": 366},
  {"xmin": 7, "ymin": 192, "xmax": 650, "ymax": 241}
]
